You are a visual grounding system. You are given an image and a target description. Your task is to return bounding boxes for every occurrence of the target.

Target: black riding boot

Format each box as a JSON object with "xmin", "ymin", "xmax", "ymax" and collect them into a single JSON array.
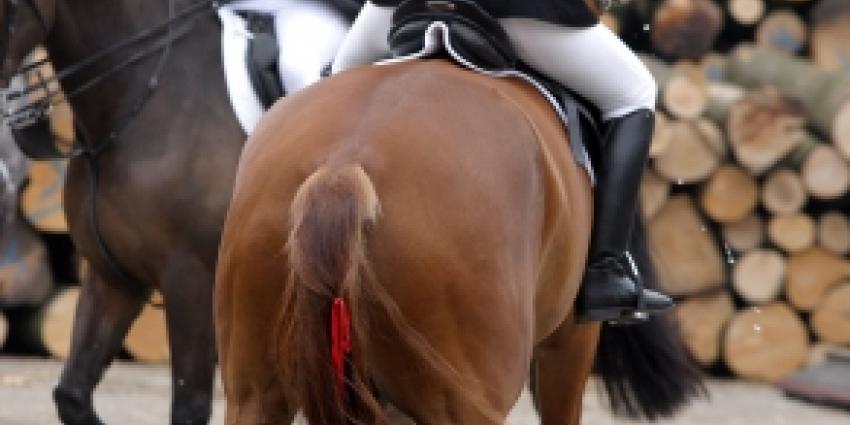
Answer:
[{"xmin": 576, "ymin": 108, "xmax": 672, "ymax": 323}]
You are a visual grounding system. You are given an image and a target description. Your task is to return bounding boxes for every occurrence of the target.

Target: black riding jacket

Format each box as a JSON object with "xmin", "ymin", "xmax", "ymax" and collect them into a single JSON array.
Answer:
[{"xmin": 370, "ymin": 0, "xmax": 601, "ymax": 27}]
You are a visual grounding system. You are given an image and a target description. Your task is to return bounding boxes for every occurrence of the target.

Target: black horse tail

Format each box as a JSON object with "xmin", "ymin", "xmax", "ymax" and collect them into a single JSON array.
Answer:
[{"xmin": 595, "ymin": 213, "xmax": 707, "ymax": 419}]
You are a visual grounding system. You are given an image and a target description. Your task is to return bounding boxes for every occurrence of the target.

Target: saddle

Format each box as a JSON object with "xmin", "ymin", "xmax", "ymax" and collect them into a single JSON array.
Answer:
[{"xmin": 388, "ymin": 0, "xmax": 603, "ymax": 173}]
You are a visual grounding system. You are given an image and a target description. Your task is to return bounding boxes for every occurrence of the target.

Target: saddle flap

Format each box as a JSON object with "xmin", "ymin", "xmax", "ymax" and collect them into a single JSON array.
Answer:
[{"xmin": 388, "ymin": 0, "xmax": 517, "ymax": 70}]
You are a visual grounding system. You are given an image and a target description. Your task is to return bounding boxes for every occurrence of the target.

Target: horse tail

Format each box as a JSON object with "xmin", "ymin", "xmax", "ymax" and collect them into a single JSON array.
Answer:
[
  {"xmin": 280, "ymin": 164, "xmax": 383, "ymax": 424},
  {"xmin": 279, "ymin": 164, "xmax": 501, "ymax": 424},
  {"xmin": 594, "ymin": 213, "xmax": 707, "ymax": 420}
]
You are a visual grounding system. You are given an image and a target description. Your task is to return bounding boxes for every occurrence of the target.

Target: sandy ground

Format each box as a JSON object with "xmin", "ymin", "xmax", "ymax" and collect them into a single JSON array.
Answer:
[{"xmin": 0, "ymin": 358, "xmax": 848, "ymax": 424}]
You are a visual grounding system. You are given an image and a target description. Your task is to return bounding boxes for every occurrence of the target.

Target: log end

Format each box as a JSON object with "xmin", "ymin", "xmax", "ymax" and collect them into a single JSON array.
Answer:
[{"xmin": 723, "ymin": 303, "xmax": 809, "ymax": 381}]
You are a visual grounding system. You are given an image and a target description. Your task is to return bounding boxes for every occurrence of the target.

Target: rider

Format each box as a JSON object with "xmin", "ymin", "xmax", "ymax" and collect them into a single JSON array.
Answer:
[{"xmin": 331, "ymin": 0, "xmax": 672, "ymax": 322}]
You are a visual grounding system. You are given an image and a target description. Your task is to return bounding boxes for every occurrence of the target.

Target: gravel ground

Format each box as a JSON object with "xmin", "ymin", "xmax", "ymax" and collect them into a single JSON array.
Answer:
[{"xmin": 0, "ymin": 358, "xmax": 848, "ymax": 424}]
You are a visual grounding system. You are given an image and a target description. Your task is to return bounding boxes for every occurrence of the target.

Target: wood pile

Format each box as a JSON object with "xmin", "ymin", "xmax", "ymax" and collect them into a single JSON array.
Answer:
[{"xmin": 620, "ymin": 0, "xmax": 850, "ymax": 382}]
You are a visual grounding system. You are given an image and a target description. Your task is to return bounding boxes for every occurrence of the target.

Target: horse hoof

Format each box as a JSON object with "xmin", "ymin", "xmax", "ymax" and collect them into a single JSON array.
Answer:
[{"xmin": 53, "ymin": 386, "xmax": 104, "ymax": 425}]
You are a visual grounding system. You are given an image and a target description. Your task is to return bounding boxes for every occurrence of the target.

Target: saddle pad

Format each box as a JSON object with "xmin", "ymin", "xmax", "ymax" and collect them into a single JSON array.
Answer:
[{"xmin": 379, "ymin": 21, "xmax": 595, "ymax": 183}]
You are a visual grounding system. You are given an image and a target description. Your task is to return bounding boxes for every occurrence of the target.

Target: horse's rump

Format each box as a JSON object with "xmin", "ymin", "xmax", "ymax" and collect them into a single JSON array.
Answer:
[{"xmin": 217, "ymin": 58, "xmax": 594, "ymax": 423}]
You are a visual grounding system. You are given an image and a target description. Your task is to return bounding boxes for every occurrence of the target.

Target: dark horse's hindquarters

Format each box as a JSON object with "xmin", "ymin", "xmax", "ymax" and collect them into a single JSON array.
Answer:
[{"xmin": 2, "ymin": 1, "xmax": 244, "ymax": 424}]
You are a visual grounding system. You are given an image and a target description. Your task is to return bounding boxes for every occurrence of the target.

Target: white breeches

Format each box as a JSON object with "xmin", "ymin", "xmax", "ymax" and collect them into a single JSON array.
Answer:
[
  {"xmin": 225, "ymin": 0, "xmax": 349, "ymax": 92},
  {"xmin": 332, "ymin": 1, "xmax": 657, "ymax": 120}
]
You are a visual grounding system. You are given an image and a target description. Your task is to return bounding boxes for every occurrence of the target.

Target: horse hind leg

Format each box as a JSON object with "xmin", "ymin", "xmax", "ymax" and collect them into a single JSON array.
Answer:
[
  {"xmin": 159, "ymin": 258, "xmax": 218, "ymax": 425},
  {"xmin": 532, "ymin": 319, "xmax": 601, "ymax": 425},
  {"xmin": 54, "ymin": 268, "xmax": 149, "ymax": 425}
]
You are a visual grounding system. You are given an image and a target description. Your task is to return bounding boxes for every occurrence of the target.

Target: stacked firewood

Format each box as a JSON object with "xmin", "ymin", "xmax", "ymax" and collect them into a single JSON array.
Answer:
[{"xmin": 632, "ymin": 0, "xmax": 850, "ymax": 382}]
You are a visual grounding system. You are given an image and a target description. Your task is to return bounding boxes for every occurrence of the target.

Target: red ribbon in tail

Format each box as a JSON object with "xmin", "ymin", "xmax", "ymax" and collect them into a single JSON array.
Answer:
[{"xmin": 331, "ymin": 297, "xmax": 352, "ymax": 397}]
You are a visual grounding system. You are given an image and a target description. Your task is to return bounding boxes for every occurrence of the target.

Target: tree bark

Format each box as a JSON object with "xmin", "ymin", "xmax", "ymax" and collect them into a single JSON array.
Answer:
[
  {"xmin": 649, "ymin": 195, "xmax": 727, "ymax": 295},
  {"xmin": 726, "ymin": 46, "xmax": 850, "ymax": 160}
]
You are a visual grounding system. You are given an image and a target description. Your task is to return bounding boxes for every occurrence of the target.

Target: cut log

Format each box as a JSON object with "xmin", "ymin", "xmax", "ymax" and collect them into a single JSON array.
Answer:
[
  {"xmin": 676, "ymin": 291, "xmax": 735, "ymax": 365},
  {"xmin": 761, "ymin": 169, "xmax": 807, "ymax": 215},
  {"xmin": 817, "ymin": 212, "xmax": 850, "ymax": 256},
  {"xmin": 649, "ymin": 195, "xmax": 726, "ymax": 296},
  {"xmin": 755, "ymin": 10, "xmax": 808, "ymax": 55},
  {"xmin": 653, "ymin": 120, "xmax": 723, "ymax": 183},
  {"xmin": 651, "ymin": 0, "xmax": 723, "ymax": 60},
  {"xmin": 642, "ymin": 55, "xmax": 708, "ymax": 119},
  {"xmin": 727, "ymin": 0, "xmax": 765, "ymax": 26},
  {"xmin": 0, "ymin": 216, "xmax": 54, "ymax": 306},
  {"xmin": 810, "ymin": 0, "xmax": 850, "ymax": 72},
  {"xmin": 723, "ymin": 303, "xmax": 809, "ymax": 381},
  {"xmin": 726, "ymin": 88, "xmax": 807, "ymax": 175},
  {"xmin": 125, "ymin": 301, "xmax": 169, "ymax": 364},
  {"xmin": 704, "ymin": 82, "xmax": 746, "ymax": 124},
  {"xmin": 21, "ymin": 160, "xmax": 68, "ymax": 233},
  {"xmin": 732, "ymin": 248, "xmax": 785, "ymax": 304},
  {"xmin": 36, "ymin": 288, "xmax": 78, "ymax": 359},
  {"xmin": 768, "ymin": 213, "xmax": 815, "ymax": 253},
  {"xmin": 640, "ymin": 168, "xmax": 670, "ymax": 220},
  {"xmin": 722, "ymin": 214, "xmax": 764, "ymax": 252},
  {"xmin": 726, "ymin": 46, "xmax": 850, "ymax": 160},
  {"xmin": 700, "ymin": 164, "xmax": 758, "ymax": 223},
  {"xmin": 810, "ymin": 283, "xmax": 850, "ymax": 345},
  {"xmin": 799, "ymin": 144, "xmax": 850, "ymax": 200},
  {"xmin": 785, "ymin": 247, "xmax": 850, "ymax": 311}
]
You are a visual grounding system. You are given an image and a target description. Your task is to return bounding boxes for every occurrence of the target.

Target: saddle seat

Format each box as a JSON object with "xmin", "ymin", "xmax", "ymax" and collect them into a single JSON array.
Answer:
[{"xmin": 388, "ymin": 0, "xmax": 603, "ymax": 171}]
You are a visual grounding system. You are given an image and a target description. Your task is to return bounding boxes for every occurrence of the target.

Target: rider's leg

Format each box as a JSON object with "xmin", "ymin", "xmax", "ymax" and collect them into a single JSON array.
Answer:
[
  {"xmin": 331, "ymin": 1, "xmax": 394, "ymax": 73},
  {"xmin": 499, "ymin": 20, "xmax": 671, "ymax": 322},
  {"xmin": 273, "ymin": 0, "xmax": 349, "ymax": 92}
]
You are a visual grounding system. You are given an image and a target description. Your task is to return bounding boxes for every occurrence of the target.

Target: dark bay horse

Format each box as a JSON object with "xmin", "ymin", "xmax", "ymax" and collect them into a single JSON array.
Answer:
[
  {"xmin": 1, "ymin": 1, "xmax": 244, "ymax": 423},
  {"xmin": 216, "ymin": 59, "xmax": 703, "ymax": 424}
]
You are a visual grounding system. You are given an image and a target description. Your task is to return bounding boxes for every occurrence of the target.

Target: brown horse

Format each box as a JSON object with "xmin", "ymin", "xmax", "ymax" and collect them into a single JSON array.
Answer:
[
  {"xmin": 1, "ymin": 1, "xmax": 243, "ymax": 423},
  {"xmin": 216, "ymin": 58, "xmax": 703, "ymax": 424}
]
